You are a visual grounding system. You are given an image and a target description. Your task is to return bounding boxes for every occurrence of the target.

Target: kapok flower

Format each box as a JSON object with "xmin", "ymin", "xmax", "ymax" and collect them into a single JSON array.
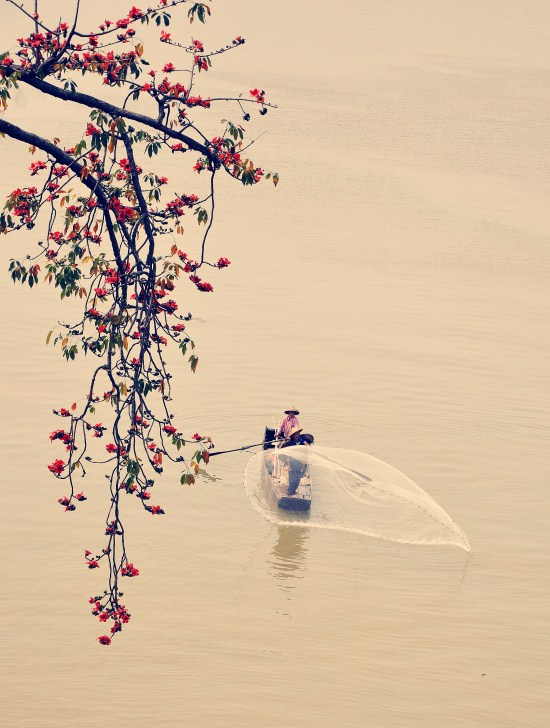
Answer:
[
  {"xmin": 121, "ymin": 562, "xmax": 140, "ymax": 577},
  {"xmin": 146, "ymin": 505, "xmax": 165, "ymax": 515},
  {"xmin": 48, "ymin": 459, "xmax": 66, "ymax": 475}
]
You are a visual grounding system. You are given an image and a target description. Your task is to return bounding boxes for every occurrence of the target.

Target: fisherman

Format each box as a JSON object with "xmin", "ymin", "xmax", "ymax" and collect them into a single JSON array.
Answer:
[
  {"xmin": 276, "ymin": 407, "xmax": 300, "ymax": 439},
  {"xmin": 280, "ymin": 427, "xmax": 306, "ymax": 448}
]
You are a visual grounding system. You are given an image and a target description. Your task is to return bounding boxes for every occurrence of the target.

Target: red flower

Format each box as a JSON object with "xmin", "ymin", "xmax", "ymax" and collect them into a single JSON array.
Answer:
[
  {"xmin": 163, "ymin": 424, "xmax": 177, "ymax": 435},
  {"xmin": 121, "ymin": 562, "xmax": 140, "ymax": 577},
  {"xmin": 29, "ymin": 160, "xmax": 47, "ymax": 175},
  {"xmin": 146, "ymin": 505, "xmax": 165, "ymax": 515},
  {"xmin": 85, "ymin": 123, "xmax": 101, "ymax": 136},
  {"xmin": 249, "ymin": 88, "xmax": 265, "ymax": 103},
  {"xmin": 87, "ymin": 561, "xmax": 99, "ymax": 569},
  {"xmin": 48, "ymin": 459, "xmax": 66, "ymax": 475},
  {"xmin": 162, "ymin": 62, "xmax": 175, "ymax": 73},
  {"xmin": 163, "ymin": 299, "xmax": 178, "ymax": 313},
  {"xmin": 97, "ymin": 635, "xmax": 111, "ymax": 645}
]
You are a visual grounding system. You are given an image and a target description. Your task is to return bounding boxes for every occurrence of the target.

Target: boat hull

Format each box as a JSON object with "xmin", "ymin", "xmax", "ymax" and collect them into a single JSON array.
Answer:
[{"xmin": 262, "ymin": 447, "xmax": 312, "ymax": 512}]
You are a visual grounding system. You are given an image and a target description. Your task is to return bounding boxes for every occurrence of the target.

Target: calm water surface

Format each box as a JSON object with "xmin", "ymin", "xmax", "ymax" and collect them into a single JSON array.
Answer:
[{"xmin": 1, "ymin": 1, "xmax": 549, "ymax": 726}]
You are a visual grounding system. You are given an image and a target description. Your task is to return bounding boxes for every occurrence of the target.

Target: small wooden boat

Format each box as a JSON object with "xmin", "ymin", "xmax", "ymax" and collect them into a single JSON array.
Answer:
[{"xmin": 262, "ymin": 428, "xmax": 312, "ymax": 511}]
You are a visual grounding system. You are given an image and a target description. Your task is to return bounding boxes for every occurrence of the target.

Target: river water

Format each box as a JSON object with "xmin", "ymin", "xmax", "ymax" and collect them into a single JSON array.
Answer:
[{"xmin": 1, "ymin": 1, "xmax": 549, "ymax": 726}]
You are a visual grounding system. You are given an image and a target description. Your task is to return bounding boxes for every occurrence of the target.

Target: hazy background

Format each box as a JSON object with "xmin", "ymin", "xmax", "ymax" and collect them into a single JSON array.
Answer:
[{"xmin": 1, "ymin": 1, "xmax": 549, "ymax": 726}]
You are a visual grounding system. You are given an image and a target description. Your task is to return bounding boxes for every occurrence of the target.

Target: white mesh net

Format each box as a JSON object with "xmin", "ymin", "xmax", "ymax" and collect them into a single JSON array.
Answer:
[{"xmin": 244, "ymin": 446, "xmax": 470, "ymax": 551}]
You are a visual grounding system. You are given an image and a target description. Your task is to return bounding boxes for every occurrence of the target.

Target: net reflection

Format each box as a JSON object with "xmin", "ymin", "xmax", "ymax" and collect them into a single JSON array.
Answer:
[{"xmin": 268, "ymin": 525, "xmax": 309, "ymax": 590}]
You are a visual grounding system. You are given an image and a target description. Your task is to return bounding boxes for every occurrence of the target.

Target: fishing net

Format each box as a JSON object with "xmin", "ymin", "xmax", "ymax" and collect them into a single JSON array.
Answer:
[{"xmin": 244, "ymin": 446, "xmax": 470, "ymax": 551}]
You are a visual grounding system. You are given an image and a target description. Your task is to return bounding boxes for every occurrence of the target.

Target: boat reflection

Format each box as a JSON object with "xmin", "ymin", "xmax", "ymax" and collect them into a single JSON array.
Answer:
[{"xmin": 268, "ymin": 525, "xmax": 309, "ymax": 590}]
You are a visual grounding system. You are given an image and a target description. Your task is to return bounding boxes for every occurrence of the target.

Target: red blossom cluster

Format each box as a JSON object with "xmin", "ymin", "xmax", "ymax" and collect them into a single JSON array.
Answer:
[
  {"xmin": 29, "ymin": 160, "xmax": 47, "ymax": 175},
  {"xmin": 194, "ymin": 55, "xmax": 208, "ymax": 71},
  {"xmin": 165, "ymin": 193, "xmax": 198, "ymax": 217},
  {"xmin": 0, "ymin": 0, "xmax": 277, "ymax": 646},
  {"xmin": 87, "ymin": 423, "xmax": 106, "ymax": 437},
  {"xmin": 93, "ymin": 596, "xmax": 131, "ymax": 645},
  {"xmin": 145, "ymin": 504, "xmax": 165, "ymax": 515},
  {"xmin": 210, "ymin": 136, "xmax": 242, "ymax": 169},
  {"xmin": 157, "ymin": 77, "xmax": 188, "ymax": 97},
  {"xmin": 119, "ymin": 158, "xmax": 141, "ymax": 175},
  {"xmin": 121, "ymin": 562, "xmax": 140, "ymax": 577},
  {"xmin": 110, "ymin": 197, "xmax": 135, "ymax": 223},
  {"xmin": 106, "ymin": 443, "xmax": 128, "ymax": 456},
  {"xmin": 185, "ymin": 96, "xmax": 210, "ymax": 108},
  {"xmin": 58, "ymin": 496, "xmax": 75, "ymax": 511},
  {"xmin": 6, "ymin": 187, "xmax": 38, "ymax": 225},
  {"xmin": 49, "ymin": 429, "xmax": 74, "ymax": 450},
  {"xmin": 48, "ymin": 459, "xmax": 66, "ymax": 476},
  {"xmin": 105, "ymin": 520, "xmax": 123, "ymax": 536},
  {"xmin": 161, "ymin": 299, "xmax": 178, "ymax": 313},
  {"xmin": 250, "ymin": 88, "xmax": 265, "ymax": 103},
  {"xmin": 189, "ymin": 274, "xmax": 213, "ymax": 292},
  {"xmin": 13, "ymin": 31, "xmax": 64, "ymax": 68}
]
